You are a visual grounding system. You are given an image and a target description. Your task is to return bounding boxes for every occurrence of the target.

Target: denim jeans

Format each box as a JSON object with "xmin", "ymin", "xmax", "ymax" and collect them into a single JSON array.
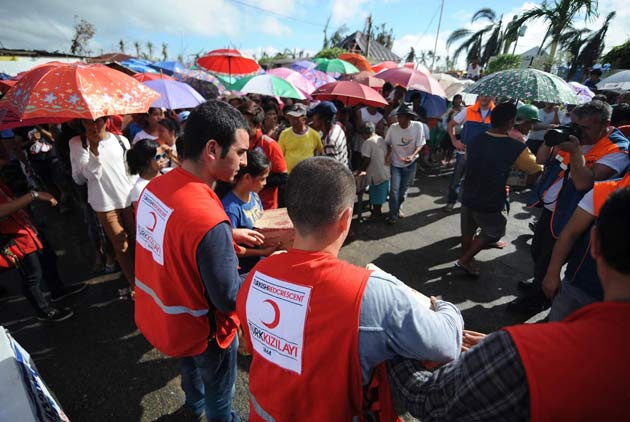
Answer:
[
  {"xmin": 447, "ymin": 152, "xmax": 466, "ymax": 204},
  {"xmin": 549, "ymin": 278, "xmax": 597, "ymax": 322},
  {"xmin": 180, "ymin": 337, "xmax": 238, "ymax": 421},
  {"xmin": 389, "ymin": 162, "xmax": 417, "ymax": 219}
]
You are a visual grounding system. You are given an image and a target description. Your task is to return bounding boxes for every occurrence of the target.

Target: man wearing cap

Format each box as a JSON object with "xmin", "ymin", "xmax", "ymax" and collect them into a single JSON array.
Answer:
[
  {"xmin": 444, "ymin": 95, "xmax": 494, "ymax": 212},
  {"xmin": 509, "ymin": 105, "xmax": 542, "ymax": 143},
  {"xmin": 278, "ymin": 103, "xmax": 323, "ymax": 172},
  {"xmin": 385, "ymin": 102, "xmax": 426, "ymax": 224},
  {"xmin": 310, "ymin": 101, "xmax": 349, "ymax": 167}
]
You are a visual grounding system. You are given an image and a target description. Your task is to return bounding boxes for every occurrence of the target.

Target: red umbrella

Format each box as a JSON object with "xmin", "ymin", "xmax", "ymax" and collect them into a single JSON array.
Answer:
[
  {"xmin": 377, "ymin": 67, "xmax": 446, "ymax": 97},
  {"xmin": 341, "ymin": 71, "xmax": 384, "ymax": 90},
  {"xmin": 3, "ymin": 62, "xmax": 161, "ymax": 120},
  {"xmin": 404, "ymin": 62, "xmax": 431, "ymax": 74},
  {"xmin": 311, "ymin": 81, "xmax": 388, "ymax": 107},
  {"xmin": 372, "ymin": 61, "xmax": 399, "ymax": 73},
  {"xmin": 0, "ymin": 80, "xmax": 16, "ymax": 94},
  {"xmin": 0, "ymin": 99, "xmax": 69, "ymax": 130},
  {"xmin": 197, "ymin": 48, "xmax": 261, "ymax": 77},
  {"xmin": 132, "ymin": 72, "xmax": 175, "ymax": 82}
]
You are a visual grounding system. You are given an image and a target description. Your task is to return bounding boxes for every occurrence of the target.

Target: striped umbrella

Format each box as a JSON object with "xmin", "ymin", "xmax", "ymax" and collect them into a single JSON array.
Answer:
[{"xmin": 229, "ymin": 74, "xmax": 305, "ymax": 100}]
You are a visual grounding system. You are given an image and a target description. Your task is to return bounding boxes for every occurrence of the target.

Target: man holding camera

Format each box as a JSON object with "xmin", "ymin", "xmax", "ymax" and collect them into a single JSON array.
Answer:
[{"xmin": 510, "ymin": 100, "xmax": 628, "ymax": 312}]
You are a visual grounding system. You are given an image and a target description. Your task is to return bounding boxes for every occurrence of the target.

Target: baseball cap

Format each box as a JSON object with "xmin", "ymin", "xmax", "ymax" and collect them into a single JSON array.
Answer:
[
  {"xmin": 308, "ymin": 101, "xmax": 337, "ymax": 120},
  {"xmin": 286, "ymin": 103, "xmax": 308, "ymax": 117},
  {"xmin": 515, "ymin": 104, "xmax": 541, "ymax": 124}
]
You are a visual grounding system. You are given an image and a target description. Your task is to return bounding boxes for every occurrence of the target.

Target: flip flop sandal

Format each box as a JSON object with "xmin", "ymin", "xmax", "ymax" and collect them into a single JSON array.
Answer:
[{"xmin": 454, "ymin": 261, "xmax": 480, "ymax": 277}]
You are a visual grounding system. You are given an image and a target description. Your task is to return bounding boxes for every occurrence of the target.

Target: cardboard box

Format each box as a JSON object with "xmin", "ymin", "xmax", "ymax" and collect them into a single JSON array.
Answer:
[{"xmin": 254, "ymin": 208, "xmax": 295, "ymax": 249}]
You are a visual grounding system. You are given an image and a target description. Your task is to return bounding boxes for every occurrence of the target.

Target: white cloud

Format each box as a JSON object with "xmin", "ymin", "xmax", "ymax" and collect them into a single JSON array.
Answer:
[
  {"xmin": 259, "ymin": 16, "xmax": 293, "ymax": 37},
  {"xmin": 330, "ymin": 0, "xmax": 369, "ymax": 26}
]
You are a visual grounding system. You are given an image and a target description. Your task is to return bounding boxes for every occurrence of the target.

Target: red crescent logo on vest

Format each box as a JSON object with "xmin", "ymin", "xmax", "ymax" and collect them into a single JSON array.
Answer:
[
  {"xmin": 261, "ymin": 299, "xmax": 280, "ymax": 329},
  {"xmin": 147, "ymin": 211, "xmax": 158, "ymax": 232}
]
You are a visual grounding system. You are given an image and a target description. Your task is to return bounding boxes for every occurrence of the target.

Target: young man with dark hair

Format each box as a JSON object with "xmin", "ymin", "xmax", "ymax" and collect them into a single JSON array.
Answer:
[
  {"xmin": 456, "ymin": 102, "xmax": 542, "ymax": 276},
  {"xmin": 238, "ymin": 102, "xmax": 288, "ymax": 209},
  {"xmin": 391, "ymin": 187, "xmax": 630, "ymax": 422},
  {"xmin": 611, "ymin": 103, "xmax": 630, "ymax": 138},
  {"xmin": 135, "ymin": 100, "xmax": 255, "ymax": 421},
  {"xmin": 237, "ymin": 157, "xmax": 463, "ymax": 421},
  {"xmin": 583, "ymin": 68, "xmax": 603, "ymax": 91}
]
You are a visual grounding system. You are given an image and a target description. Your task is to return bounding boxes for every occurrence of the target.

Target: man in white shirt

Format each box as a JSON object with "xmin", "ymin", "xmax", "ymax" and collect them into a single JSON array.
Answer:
[
  {"xmin": 69, "ymin": 117, "xmax": 136, "ymax": 288},
  {"xmin": 385, "ymin": 103, "xmax": 426, "ymax": 224}
]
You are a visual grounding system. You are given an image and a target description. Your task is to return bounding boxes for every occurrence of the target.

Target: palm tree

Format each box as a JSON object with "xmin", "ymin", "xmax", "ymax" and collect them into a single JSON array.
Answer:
[
  {"xmin": 146, "ymin": 41, "xmax": 154, "ymax": 60},
  {"xmin": 447, "ymin": 8, "xmax": 504, "ymax": 67},
  {"xmin": 557, "ymin": 27, "xmax": 592, "ymax": 79},
  {"xmin": 574, "ymin": 12, "xmax": 615, "ymax": 77},
  {"xmin": 517, "ymin": 0, "xmax": 598, "ymax": 69},
  {"xmin": 119, "ymin": 39, "xmax": 125, "ymax": 53},
  {"xmin": 133, "ymin": 41, "xmax": 141, "ymax": 58},
  {"xmin": 405, "ymin": 47, "xmax": 416, "ymax": 63},
  {"xmin": 161, "ymin": 42, "xmax": 168, "ymax": 61}
]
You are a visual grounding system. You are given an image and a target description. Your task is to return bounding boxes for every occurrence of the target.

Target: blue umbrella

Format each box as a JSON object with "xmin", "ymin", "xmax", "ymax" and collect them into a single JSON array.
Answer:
[
  {"xmin": 406, "ymin": 90, "xmax": 447, "ymax": 119},
  {"xmin": 143, "ymin": 79, "xmax": 205, "ymax": 109},
  {"xmin": 121, "ymin": 60, "xmax": 158, "ymax": 74},
  {"xmin": 0, "ymin": 73, "xmax": 12, "ymax": 80},
  {"xmin": 150, "ymin": 61, "xmax": 186, "ymax": 76}
]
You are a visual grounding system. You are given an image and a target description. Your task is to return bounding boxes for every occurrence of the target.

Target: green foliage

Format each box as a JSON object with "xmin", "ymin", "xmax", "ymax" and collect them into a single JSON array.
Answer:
[
  {"xmin": 486, "ymin": 54, "xmax": 522, "ymax": 74},
  {"xmin": 602, "ymin": 39, "xmax": 630, "ymax": 69},
  {"xmin": 314, "ymin": 47, "xmax": 347, "ymax": 59}
]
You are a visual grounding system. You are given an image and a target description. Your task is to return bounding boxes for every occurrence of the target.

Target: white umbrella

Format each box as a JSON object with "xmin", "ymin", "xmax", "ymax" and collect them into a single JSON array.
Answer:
[{"xmin": 597, "ymin": 70, "xmax": 630, "ymax": 91}]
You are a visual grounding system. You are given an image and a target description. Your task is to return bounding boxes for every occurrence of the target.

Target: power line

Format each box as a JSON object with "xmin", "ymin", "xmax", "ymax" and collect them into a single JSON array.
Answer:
[
  {"xmin": 227, "ymin": 0, "xmax": 326, "ymax": 28},
  {"xmin": 414, "ymin": 3, "xmax": 441, "ymax": 50}
]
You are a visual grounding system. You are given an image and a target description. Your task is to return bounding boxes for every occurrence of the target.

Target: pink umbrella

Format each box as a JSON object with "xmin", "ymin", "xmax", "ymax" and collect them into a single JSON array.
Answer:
[
  {"xmin": 295, "ymin": 68, "xmax": 335, "ymax": 89},
  {"xmin": 311, "ymin": 81, "xmax": 388, "ymax": 108},
  {"xmin": 404, "ymin": 62, "xmax": 431, "ymax": 74},
  {"xmin": 267, "ymin": 68, "xmax": 316, "ymax": 95},
  {"xmin": 377, "ymin": 67, "xmax": 446, "ymax": 98}
]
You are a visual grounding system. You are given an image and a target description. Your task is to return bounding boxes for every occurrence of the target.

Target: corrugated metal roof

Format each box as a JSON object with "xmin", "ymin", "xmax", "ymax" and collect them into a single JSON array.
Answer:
[{"xmin": 337, "ymin": 31, "xmax": 401, "ymax": 62}]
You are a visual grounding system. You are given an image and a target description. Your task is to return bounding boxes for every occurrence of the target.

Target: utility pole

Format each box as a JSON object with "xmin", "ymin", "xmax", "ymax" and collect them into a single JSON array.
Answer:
[
  {"xmin": 431, "ymin": 0, "xmax": 444, "ymax": 72},
  {"xmin": 366, "ymin": 15, "xmax": 373, "ymax": 60}
]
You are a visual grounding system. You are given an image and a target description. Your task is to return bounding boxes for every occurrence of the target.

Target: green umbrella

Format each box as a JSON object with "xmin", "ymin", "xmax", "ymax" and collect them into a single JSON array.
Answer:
[
  {"xmin": 313, "ymin": 57, "xmax": 328, "ymax": 64},
  {"xmin": 464, "ymin": 68, "xmax": 578, "ymax": 104},
  {"xmin": 315, "ymin": 58, "xmax": 359, "ymax": 75},
  {"xmin": 229, "ymin": 74, "xmax": 306, "ymax": 100}
]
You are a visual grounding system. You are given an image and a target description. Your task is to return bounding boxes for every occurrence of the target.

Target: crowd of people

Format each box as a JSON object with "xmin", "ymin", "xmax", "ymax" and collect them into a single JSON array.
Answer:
[{"xmin": 1, "ymin": 64, "xmax": 629, "ymax": 421}]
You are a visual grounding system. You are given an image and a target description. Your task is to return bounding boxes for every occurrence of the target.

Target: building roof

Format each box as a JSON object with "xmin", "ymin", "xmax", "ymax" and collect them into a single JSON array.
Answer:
[
  {"xmin": 519, "ymin": 47, "xmax": 549, "ymax": 58},
  {"xmin": 337, "ymin": 31, "xmax": 401, "ymax": 62},
  {"xmin": 89, "ymin": 53, "xmax": 135, "ymax": 64},
  {"xmin": 0, "ymin": 48, "xmax": 84, "ymax": 58}
]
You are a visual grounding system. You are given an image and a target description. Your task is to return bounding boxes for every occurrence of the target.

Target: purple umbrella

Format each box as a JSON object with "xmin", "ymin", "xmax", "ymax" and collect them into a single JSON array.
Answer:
[
  {"xmin": 143, "ymin": 79, "xmax": 205, "ymax": 109},
  {"xmin": 290, "ymin": 60, "xmax": 317, "ymax": 71},
  {"xmin": 295, "ymin": 68, "xmax": 335, "ymax": 89}
]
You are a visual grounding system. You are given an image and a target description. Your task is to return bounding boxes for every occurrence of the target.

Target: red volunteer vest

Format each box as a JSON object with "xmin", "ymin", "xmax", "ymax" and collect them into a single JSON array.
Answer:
[
  {"xmin": 592, "ymin": 172, "xmax": 630, "ymax": 217},
  {"xmin": 134, "ymin": 168, "xmax": 239, "ymax": 357},
  {"xmin": 505, "ymin": 302, "xmax": 630, "ymax": 421},
  {"xmin": 237, "ymin": 249, "xmax": 400, "ymax": 422},
  {"xmin": 0, "ymin": 183, "xmax": 42, "ymax": 269}
]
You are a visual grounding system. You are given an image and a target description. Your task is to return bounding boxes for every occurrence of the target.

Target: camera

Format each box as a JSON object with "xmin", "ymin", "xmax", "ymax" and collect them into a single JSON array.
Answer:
[{"xmin": 544, "ymin": 123, "xmax": 582, "ymax": 147}]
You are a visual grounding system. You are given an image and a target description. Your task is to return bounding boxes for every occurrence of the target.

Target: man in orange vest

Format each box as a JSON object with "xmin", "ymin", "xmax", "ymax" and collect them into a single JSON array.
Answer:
[
  {"xmin": 542, "ymin": 170, "xmax": 630, "ymax": 320},
  {"xmin": 237, "ymin": 157, "xmax": 464, "ymax": 421},
  {"xmin": 390, "ymin": 186, "xmax": 630, "ymax": 421},
  {"xmin": 135, "ymin": 100, "xmax": 258, "ymax": 421}
]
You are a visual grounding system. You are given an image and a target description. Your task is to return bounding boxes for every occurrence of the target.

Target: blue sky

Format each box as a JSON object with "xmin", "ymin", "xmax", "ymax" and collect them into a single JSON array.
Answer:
[{"xmin": 1, "ymin": 0, "xmax": 627, "ymax": 68}]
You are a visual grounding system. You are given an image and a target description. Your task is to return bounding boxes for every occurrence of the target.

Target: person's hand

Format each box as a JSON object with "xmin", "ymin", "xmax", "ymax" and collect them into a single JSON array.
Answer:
[
  {"xmin": 452, "ymin": 139, "xmax": 465, "ymax": 151},
  {"xmin": 558, "ymin": 135, "xmax": 580, "ymax": 154},
  {"xmin": 37, "ymin": 191, "xmax": 58, "ymax": 207},
  {"xmin": 430, "ymin": 296, "xmax": 438, "ymax": 311},
  {"xmin": 232, "ymin": 228, "xmax": 264, "ymax": 247},
  {"xmin": 462, "ymin": 330, "xmax": 486, "ymax": 352},
  {"xmin": 260, "ymin": 242, "xmax": 282, "ymax": 256},
  {"xmin": 542, "ymin": 272, "xmax": 561, "ymax": 299},
  {"xmin": 89, "ymin": 138, "xmax": 100, "ymax": 156}
]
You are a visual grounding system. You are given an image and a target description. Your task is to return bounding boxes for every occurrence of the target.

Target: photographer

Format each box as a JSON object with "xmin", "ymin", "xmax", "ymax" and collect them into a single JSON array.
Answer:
[{"xmin": 510, "ymin": 100, "xmax": 629, "ymax": 312}]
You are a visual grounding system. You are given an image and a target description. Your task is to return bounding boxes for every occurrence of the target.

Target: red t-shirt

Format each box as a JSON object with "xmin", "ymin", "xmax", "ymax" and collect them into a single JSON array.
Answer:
[{"xmin": 250, "ymin": 129, "xmax": 288, "ymax": 209}]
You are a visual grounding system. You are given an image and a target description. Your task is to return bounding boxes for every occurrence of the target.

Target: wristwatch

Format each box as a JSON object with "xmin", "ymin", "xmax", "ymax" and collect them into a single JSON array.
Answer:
[{"xmin": 30, "ymin": 191, "xmax": 39, "ymax": 201}]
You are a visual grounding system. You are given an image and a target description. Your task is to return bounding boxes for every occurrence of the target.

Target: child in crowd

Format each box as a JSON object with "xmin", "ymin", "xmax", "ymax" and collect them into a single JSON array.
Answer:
[
  {"xmin": 356, "ymin": 122, "xmax": 390, "ymax": 221},
  {"xmin": 220, "ymin": 150, "xmax": 278, "ymax": 274},
  {"xmin": 156, "ymin": 118, "xmax": 181, "ymax": 168},
  {"xmin": 126, "ymin": 139, "xmax": 167, "ymax": 209}
]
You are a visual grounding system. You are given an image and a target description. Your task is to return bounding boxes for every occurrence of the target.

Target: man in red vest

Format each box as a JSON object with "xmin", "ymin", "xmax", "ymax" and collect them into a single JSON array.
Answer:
[
  {"xmin": 390, "ymin": 187, "xmax": 630, "ymax": 421},
  {"xmin": 237, "ymin": 157, "xmax": 464, "ymax": 421},
  {"xmin": 135, "ymin": 100, "xmax": 254, "ymax": 422}
]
